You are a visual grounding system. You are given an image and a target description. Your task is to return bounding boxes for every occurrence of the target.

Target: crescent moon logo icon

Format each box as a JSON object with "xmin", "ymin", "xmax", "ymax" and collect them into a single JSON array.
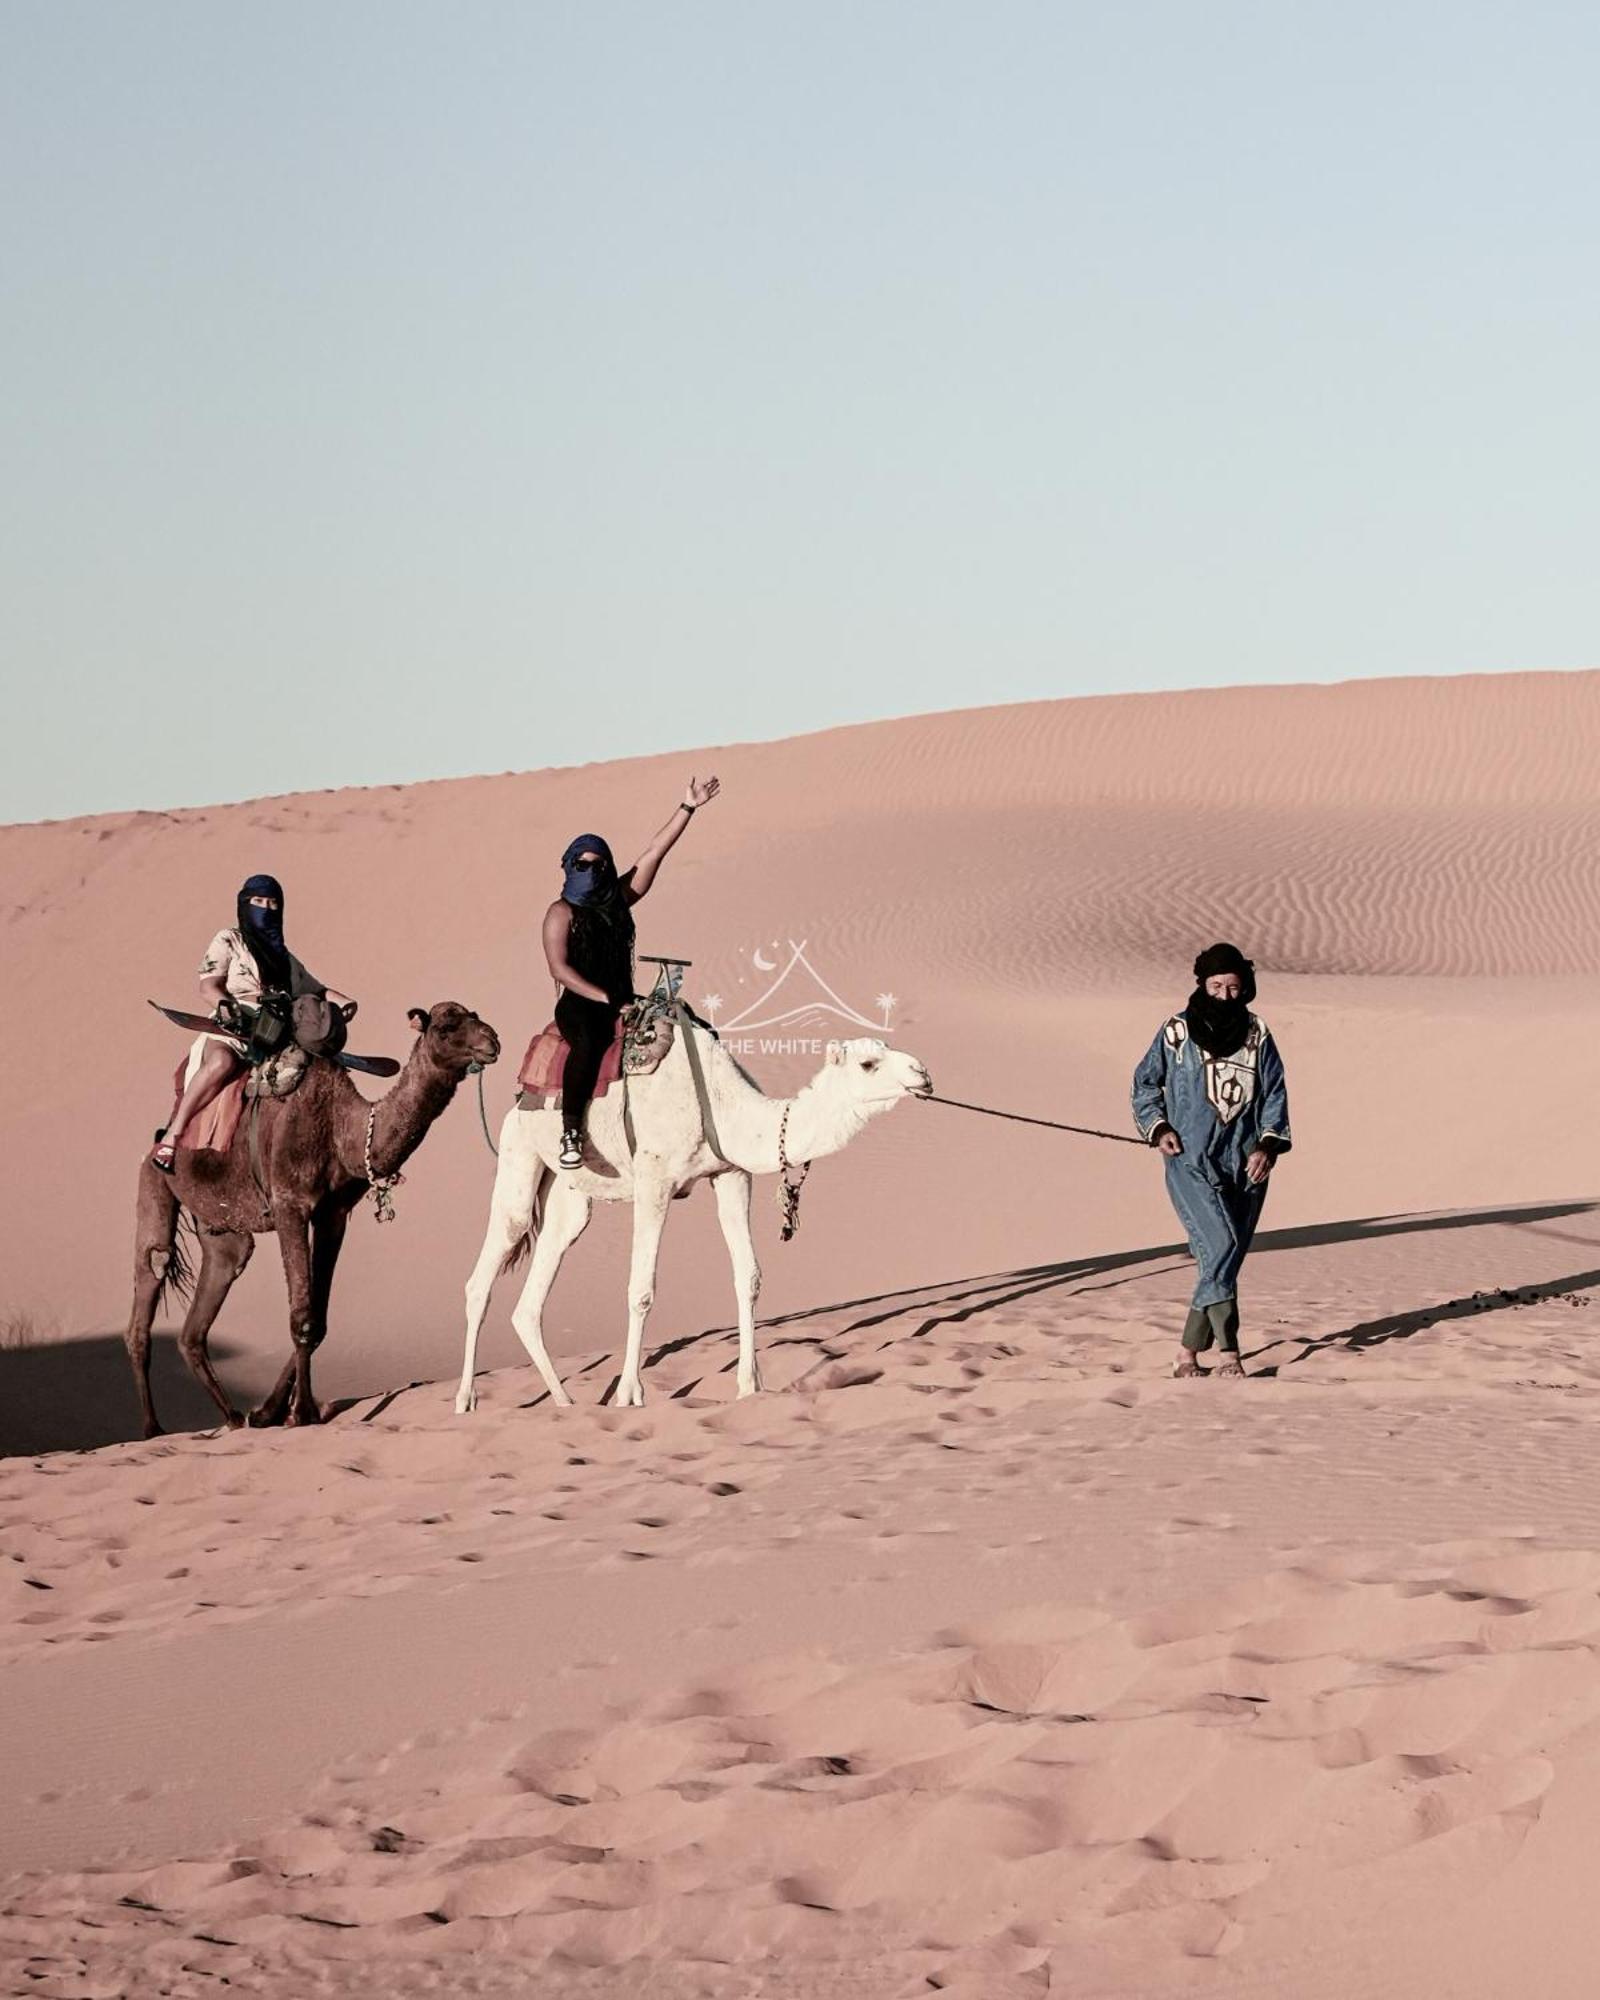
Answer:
[{"xmin": 752, "ymin": 948, "xmax": 776, "ymax": 972}]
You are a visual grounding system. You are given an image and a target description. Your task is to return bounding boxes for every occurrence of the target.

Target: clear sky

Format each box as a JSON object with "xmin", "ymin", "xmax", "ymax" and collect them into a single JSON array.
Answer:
[{"xmin": 4, "ymin": 2, "xmax": 1595, "ymax": 823}]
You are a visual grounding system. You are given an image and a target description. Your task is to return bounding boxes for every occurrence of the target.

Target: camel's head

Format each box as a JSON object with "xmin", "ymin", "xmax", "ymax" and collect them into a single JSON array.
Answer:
[
  {"xmin": 820, "ymin": 1037, "xmax": 931, "ymax": 1110},
  {"xmin": 406, "ymin": 1002, "xmax": 501, "ymax": 1075}
]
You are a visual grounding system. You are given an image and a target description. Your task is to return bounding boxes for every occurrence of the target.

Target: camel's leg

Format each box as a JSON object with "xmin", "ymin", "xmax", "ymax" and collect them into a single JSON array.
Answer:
[
  {"xmin": 309, "ymin": 1201, "xmax": 352, "ymax": 1327},
  {"xmin": 283, "ymin": 1202, "xmax": 344, "ymax": 1426},
  {"xmin": 457, "ymin": 1151, "xmax": 548, "ymax": 1415},
  {"xmin": 276, "ymin": 1210, "xmax": 323, "ymax": 1427},
  {"xmin": 176, "ymin": 1230, "xmax": 254, "ymax": 1428},
  {"xmin": 711, "ymin": 1171, "xmax": 763, "ymax": 1397},
  {"xmin": 249, "ymin": 1200, "xmax": 350, "ymax": 1427},
  {"xmin": 616, "ymin": 1173, "xmax": 674, "ymax": 1409},
  {"xmin": 249, "ymin": 1268, "xmax": 318, "ymax": 1429},
  {"xmin": 250, "ymin": 1353, "xmax": 297, "ymax": 1429},
  {"xmin": 507, "ymin": 1177, "xmax": 592, "ymax": 1408},
  {"xmin": 126, "ymin": 1166, "xmax": 181, "ymax": 1438}
]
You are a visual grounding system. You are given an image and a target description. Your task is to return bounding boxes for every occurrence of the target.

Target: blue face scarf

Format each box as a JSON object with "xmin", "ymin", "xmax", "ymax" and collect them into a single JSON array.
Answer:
[
  {"xmin": 560, "ymin": 835, "xmax": 619, "ymax": 907},
  {"xmin": 237, "ymin": 873, "xmax": 290, "ymax": 988}
]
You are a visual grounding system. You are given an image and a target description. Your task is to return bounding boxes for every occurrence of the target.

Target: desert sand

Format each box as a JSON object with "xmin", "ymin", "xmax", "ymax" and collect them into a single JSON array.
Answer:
[{"xmin": 3, "ymin": 669, "xmax": 1600, "ymax": 1996}]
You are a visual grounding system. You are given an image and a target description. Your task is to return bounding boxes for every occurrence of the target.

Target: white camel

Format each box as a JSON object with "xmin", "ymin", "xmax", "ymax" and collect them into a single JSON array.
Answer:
[{"xmin": 455, "ymin": 1021, "xmax": 931, "ymax": 1411}]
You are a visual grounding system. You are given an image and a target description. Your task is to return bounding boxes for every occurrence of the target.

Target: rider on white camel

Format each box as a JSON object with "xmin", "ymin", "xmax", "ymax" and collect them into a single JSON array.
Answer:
[{"xmin": 543, "ymin": 777, "xmax": 720, "ymax": 1169}]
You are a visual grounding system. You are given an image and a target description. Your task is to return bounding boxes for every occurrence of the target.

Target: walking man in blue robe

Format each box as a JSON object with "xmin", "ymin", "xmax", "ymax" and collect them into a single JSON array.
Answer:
[{"xmin": 1131, "ymin": 943, "xmax": 1292, "ymax": 1378}]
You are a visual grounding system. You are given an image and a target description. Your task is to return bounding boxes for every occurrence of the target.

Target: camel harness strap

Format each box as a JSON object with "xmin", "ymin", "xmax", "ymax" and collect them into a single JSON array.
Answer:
[
  {"xmin": 673, "ymin": 997, "xmax": 730, "ymax": 1168},
  {"xmin": 363, "ymin": 1106, "xmax": 403, "ymax": 1223},
  {"xmin": 776, "ymin": 1100, "xmax": 811, "ymax": 1242}
]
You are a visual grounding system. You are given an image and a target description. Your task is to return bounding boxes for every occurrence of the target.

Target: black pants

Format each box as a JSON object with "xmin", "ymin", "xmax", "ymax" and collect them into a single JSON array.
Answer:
[{"xmin": 555, "ymin": 990, "xmax": 621, "ymax": 1131}]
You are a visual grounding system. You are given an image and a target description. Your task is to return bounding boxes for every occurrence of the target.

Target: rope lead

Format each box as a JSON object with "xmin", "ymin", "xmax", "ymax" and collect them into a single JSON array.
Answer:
[
  {"xmin": 470, "ymin": 1062, "xmax": 498, "ymax": 1158},
  {"xmin": 918, "ymin": 1092, "xmax": 1146, "ymax": 1148}
]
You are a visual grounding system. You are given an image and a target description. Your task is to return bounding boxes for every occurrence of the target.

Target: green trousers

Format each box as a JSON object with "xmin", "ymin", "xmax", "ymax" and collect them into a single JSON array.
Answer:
[{"xmin": 1182, "ymin": 1298, "xmax": 1240, "ymax": 1353}]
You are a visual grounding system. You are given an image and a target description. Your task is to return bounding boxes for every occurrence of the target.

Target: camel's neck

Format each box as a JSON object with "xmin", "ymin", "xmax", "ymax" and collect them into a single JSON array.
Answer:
[
  {"xmin": 359, "ymin": 1051, "xmax": 463, "ymax": 1181},
  {"xmin": 702, "ymin": 1039, "xmax": 877, "ymax": 1174}
]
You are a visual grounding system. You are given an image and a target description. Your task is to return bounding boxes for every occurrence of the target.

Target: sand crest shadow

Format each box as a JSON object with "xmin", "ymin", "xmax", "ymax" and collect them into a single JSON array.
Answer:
[
  {"xmin": 0, "ymin": 1332, "xmax": 250, "ymax": 1457},
  {"xmin": 645, "ymin": 1197, "xmax": 1599, "ymax": 1388}
]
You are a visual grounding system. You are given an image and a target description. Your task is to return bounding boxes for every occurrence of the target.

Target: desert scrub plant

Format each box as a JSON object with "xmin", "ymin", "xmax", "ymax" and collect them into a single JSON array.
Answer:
[{"xmin": 0, "ymin": 1309, "xmax": 58, "ymax": 1350}]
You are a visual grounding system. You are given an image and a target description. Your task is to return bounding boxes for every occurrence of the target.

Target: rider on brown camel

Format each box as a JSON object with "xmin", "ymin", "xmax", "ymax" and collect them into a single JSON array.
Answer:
[
  {"xmin": 543, "ymin": 776, "xmax": 720, "ymax": 1169},
  {"xmin": 150, "ymin": 873, "xmax": 353, "ymax": 1172}
]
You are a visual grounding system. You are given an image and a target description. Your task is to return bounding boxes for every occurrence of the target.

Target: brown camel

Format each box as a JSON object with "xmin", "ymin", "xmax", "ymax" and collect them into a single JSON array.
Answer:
[{"xmin": 126, "ymin": 1002, "xmax": 499, "ymax": 1436}]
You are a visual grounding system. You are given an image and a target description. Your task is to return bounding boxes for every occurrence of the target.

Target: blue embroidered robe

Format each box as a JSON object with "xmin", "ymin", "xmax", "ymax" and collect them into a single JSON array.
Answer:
[{"xmin": 1130, "ymin": 1013, "xmax": 1292, "ymax": 1309}]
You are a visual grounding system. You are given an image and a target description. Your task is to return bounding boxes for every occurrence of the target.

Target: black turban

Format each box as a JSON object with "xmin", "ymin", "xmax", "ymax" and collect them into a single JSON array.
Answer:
[{"xmin": 1191, "ymin": 942, "xmax": 1256, "ymax": 1006}]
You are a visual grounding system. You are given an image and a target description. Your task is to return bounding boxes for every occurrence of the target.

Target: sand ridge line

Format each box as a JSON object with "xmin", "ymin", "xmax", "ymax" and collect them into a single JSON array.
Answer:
[{"xmin": 5, "ymin": 1224, "xmax": 1600, "ymax": 1668}]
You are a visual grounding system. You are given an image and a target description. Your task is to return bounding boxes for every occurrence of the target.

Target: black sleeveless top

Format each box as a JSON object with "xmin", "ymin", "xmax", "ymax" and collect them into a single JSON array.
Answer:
[{"xmin": 565, "ymin": 897, "xmax": 635, "ymax": 1008}]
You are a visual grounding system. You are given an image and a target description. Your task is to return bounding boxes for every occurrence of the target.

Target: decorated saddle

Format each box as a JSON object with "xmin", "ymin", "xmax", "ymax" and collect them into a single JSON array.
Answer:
[
  {"xmin": 152, "ymin": 992, "xmax": 401, "ymax": 1158},
  {"xmin": 516, "ymin": 997, "xmax": 677, "ymax": 1109},
  {"xmin": 164, "ymin": 1044, "xmax": 311, "ymax": 1156}
]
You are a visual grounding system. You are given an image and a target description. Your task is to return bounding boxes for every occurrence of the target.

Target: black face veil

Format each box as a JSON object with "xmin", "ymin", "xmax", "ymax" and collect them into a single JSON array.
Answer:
[
  {"xmin": 237, "ymin": 873, "xmax": 291, "ymax": 991},
  {"xmin": 1183, "ymin": 942, "xmax": 1256, "ymax": 1058}
]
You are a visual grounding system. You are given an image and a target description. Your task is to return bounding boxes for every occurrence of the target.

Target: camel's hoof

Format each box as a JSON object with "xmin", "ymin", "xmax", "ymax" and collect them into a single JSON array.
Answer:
[
  {"xmin": 615, "ymin": 1379, "xmax": 645, "ymax": 1408},
  {"xmin": 285, "ymin": 1404, "xmax": 325, "ymax": 1428},
  {"xmin": 247, "ymin": 1406, "xmax": 283, "ymax": 1428},
  {"xmin": 736, "ymin": 1378, "xmax": 762, "ymax": 1399},
  {"xmin": 223, "ymin": 1410, "xmax": 246, "ymax": 1430},
  {"xmin": 454, "ymin": 1389, "xmax": 478, "ymax": 1415}
]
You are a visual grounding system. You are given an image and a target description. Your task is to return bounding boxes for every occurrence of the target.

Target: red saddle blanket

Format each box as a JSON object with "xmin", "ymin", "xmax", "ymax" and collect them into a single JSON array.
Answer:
[
  {"xmin": 518, "ymin": 1016, "xmax": 628, "ymax": 1100},
  {"xmin": 169, "ymin": 1060, "xmax": 247, "ymax": 1154}
]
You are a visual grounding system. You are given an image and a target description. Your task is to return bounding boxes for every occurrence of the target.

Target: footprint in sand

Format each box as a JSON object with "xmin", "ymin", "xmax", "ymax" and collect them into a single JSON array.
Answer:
[{"xmin": 18, "ymin": 1539, "xmax": 1600, "ymax": 1990}]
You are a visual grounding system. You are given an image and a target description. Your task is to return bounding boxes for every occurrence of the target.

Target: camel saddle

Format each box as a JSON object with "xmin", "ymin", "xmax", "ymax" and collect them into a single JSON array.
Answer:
[
  {"xmin": 516, "ymin": 997, "xmax": 676, "ymax": 1109},
  {"xmin": 165, "ymin": 1043, "xmax": 312, "ymax": 1156},
  {"xmin": 149, "ymin": 995, "xmax": 401, "ymax": 1077},
  {"xmin": 158, "ymin": 994, "xmax": 392, "ymax": 1158}
]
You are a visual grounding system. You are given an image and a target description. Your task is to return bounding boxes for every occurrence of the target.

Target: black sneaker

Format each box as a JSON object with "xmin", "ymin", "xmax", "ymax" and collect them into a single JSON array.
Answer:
[{"xmin": 558, "ymin": 1128, "xmax": 583, "ymax": 1169}]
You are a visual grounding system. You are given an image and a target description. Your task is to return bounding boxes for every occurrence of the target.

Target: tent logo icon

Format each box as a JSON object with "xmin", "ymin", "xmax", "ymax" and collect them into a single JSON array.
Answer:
[{"xmin": 702, "ymin": 939, "xmax": 898, "ymax": 1054}]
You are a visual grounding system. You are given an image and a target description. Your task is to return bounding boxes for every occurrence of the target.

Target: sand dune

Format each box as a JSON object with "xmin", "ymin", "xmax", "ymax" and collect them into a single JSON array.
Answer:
[
  {"xmin": 2, "ymin": 670, "xmax": 1597, "ymax": 1443},
  {"xmin": 6, "ymin": 1208, "xmax": 1600, "ymax": 1995},
  {"xmin": 16, "ymin": 1542, "xmax": 1600, "ymax": 1996},
  {"xmin": 4, "ymin": 669, "xmax": 1600, "ymax": 1996}
]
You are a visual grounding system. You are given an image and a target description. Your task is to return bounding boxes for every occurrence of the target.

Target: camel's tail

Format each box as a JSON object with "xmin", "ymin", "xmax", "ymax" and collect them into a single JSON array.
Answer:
[
  {"xmin": 500, "ymin": 1165, "xmax": 550, "ymax": 1274},
  {"xmin": 153, "ymin": 1211, "xmax": 198, "ymax": 1317}
]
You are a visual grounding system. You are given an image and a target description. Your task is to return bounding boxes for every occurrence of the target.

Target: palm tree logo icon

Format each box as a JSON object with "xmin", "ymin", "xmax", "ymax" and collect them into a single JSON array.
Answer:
[{"xmin": 704, "ymin": 941, "xmax": 898, "ymax": 1033}]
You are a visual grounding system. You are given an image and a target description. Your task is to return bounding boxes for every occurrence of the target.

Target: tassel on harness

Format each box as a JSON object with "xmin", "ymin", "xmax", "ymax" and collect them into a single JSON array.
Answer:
[
  {"xmin": 776, "ymin": 1099, "xmax": 810, "ymax": 1241},
  {"xmin": 363, "ymin": 1104, "xmax": 403, "ymax": 1223}
]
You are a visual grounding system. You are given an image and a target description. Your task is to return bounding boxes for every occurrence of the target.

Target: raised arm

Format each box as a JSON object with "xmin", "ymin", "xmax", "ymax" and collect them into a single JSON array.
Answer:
[
  {"xmin": 626, "ymin": 775, "xmax": 720, "ymax": 901},
  {"xmin": 542, "ymin": 899, "xmax": 613, "ymax": 1005}
]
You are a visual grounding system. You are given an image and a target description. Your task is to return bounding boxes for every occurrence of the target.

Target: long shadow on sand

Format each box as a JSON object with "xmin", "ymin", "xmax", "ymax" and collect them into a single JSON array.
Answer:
[
  {"xmin": 644, "ymin": 1197, "xmax": 1599, "ymax": 1395},
  {"xmin": 1252, "ymin": 1265, "xmax": 1600, "ymax": 1372},
  {"xmin": 0, "ymin": 1334, "xmax": 249, "ymax": 1458}
]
